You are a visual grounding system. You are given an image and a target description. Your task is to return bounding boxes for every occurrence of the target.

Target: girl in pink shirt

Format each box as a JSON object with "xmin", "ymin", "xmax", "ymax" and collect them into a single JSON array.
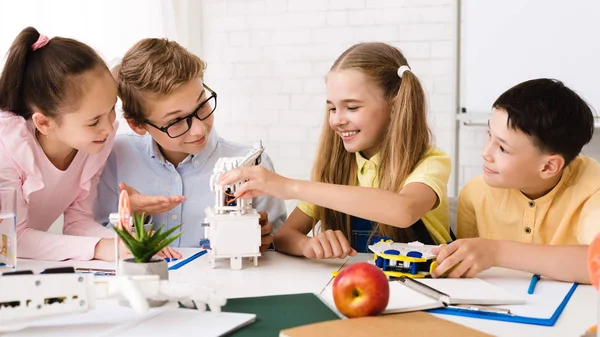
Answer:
[{"xmin": 0, "ymin": 27, "xmax": 121, "ymax": 261}]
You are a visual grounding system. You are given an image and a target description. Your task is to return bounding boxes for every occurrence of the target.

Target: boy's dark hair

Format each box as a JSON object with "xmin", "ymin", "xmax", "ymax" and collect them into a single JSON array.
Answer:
[
  {"xmin": 493, "ymin": 78, "xmax": 595, "ymax": 166},
  {"xmin": 0, "ymin": 26, "xmax": 107, "ymax": 120}
]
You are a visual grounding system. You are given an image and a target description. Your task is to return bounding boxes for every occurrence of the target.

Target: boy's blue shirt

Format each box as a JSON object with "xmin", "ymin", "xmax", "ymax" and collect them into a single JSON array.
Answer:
[{"xmin": 93, "ymin": 129, "xmax": 287, "ymax": 247}]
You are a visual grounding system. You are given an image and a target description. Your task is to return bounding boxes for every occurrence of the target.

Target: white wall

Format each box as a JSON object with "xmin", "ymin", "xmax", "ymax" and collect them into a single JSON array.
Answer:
[
  {"xmin": 456, "ymin": 0, "xmax": 600, "ymax": 188},
  {"xmin": 199, "ymin": 0, "xmax": 459, "ymax": 195}
]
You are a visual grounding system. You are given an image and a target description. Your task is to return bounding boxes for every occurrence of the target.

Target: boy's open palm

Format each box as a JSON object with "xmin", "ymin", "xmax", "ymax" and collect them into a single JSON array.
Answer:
[
  {"xmin": 217, "ymin": 166, "xmax": 292, "ymax": 200},
  {"xmin": 302, "ymin": 230, "xmax": 357, "ymax": 259},
  {"xmin": 119, "ymin": 182, "xmax": 186, "ymax": 215},
  {"xmin": 431, "ymin": 238, "xmax": 498, "ymax": 278}
]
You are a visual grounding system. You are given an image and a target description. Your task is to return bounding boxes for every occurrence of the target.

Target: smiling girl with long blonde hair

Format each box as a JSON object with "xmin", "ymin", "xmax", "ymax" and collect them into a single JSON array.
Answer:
[{"xmin": 220, "ymin": 42, "xmax": 452, "ymax": 259}]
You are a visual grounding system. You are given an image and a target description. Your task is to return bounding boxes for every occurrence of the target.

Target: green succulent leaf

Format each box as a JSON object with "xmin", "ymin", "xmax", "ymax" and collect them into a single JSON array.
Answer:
[
  {"xmin": 147, "ymin": 231, "xmax": 183, "ymax": 258},
  {"xmin": 112, "ymin": 213, "xmax": 183, "ymax": 263},
  {"xmin": 147, "ymin": 224, "xmax": 182, "ymax": 248},
  {"xmin": 133, "ymin": 212, "xmax": 146, "ymax": 240}
]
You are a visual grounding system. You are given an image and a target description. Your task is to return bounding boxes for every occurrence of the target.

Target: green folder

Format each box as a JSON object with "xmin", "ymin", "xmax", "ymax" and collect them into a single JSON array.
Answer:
[{"xmin": 222, "ymin": 293, "xmax": 340, "ymax": 337}]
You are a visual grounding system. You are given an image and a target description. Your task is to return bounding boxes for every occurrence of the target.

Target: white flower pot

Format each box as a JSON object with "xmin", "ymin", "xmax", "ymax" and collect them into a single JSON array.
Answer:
[{"xmin": 118, "ymin": 258, "xmax": 168, "ymax": 307}]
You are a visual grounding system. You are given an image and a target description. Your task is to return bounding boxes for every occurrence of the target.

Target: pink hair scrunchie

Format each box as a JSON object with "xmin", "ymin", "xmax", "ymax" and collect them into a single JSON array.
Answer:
[{"xmin": 31, "ymin": 35, "xmax": 50, "ymax": 51}]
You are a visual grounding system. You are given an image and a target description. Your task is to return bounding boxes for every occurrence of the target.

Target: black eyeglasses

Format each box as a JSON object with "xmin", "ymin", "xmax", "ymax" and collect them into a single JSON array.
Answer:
[{"xmin": 145, "ymin": 84, "xmax": 217, "ymax": 138}]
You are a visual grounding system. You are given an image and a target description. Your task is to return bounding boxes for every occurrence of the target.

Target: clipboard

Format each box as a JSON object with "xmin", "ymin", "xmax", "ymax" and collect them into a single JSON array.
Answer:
[{"xmin": 426, "ymin": 277, "xmax": 579, "ymax": 326}]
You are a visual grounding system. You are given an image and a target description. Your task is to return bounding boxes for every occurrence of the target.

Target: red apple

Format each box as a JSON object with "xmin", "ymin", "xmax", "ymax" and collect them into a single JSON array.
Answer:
[{"xmin": 332, "ymin": 262, "xmax": 389, "ymax": 318}]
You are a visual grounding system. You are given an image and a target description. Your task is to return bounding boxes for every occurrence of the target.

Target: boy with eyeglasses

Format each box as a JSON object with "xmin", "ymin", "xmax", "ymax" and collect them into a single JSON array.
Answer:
[{"xmin": 94, "ymin": 38, "xmax": 287, "ymax": 251}]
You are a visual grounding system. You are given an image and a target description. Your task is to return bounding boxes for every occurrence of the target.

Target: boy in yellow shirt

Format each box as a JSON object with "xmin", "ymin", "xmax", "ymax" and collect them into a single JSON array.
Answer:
[{"xmin": 432, "ymin": 78, "xmax": 599, "ymax": 283}]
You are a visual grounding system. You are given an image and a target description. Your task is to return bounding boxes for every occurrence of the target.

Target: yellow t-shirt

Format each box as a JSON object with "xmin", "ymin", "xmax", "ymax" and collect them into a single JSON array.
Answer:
[
  {"xmin": 458, "ymin": 155, "xmax": 600, "ymax": 244},
  {"xmin": 297, "ymin": 147, "xmax": 452, "ymax": 244}
]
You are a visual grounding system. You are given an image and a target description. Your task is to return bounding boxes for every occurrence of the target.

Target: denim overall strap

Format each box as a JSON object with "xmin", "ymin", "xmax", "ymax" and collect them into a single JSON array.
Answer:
[
  {"xmin": 411, "ymin": 218, "xmax": 436, "ymax": 245},
  {"xmin": 349, "ymin": 216, "xmax": 376, "ymax": 253},
  {"xmin": 349, "ymin": 216, "xmax": 436, "ymax": 253}
]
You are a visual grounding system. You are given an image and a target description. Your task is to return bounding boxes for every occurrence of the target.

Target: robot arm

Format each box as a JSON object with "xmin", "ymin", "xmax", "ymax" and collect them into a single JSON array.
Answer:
[
  {"xmin": 0, "ymin": 267, "xmax": 226, "ymax": 333},
  {"xmin": 209, "ymin": 171, "xmax": 220, "ymax": 193},
  {"xmin": 208, "ymin": 141, "xmax": 265, "ymax": 213},
  {"xmin": 236, "ymin": 141, "xmax": 264, "ymax": 169},
  {"xmin": 209, "ymin": 142, "xmax": 264, "ymax": 189},
  {"xmin": 158, "ymin": 282, "xmax": 226, "ymax": 313}
]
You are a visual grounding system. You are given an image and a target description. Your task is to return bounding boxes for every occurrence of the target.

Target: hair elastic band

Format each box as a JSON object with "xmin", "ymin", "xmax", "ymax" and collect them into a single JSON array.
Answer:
[
  {"xmin": 32, "ymin": 35, "xmax": 50, "ymax": 51},
  {"xmin": 397, "ymin": 65, "xmax": 411, "ymax": 78}
]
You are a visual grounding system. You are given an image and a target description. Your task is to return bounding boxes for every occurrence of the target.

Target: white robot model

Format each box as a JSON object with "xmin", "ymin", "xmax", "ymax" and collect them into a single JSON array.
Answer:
[
  {"xmin": 0, "ymin": 268, "xmax": 226, "ymax": 333},
  {"xmin": 205, "ymin": 142, "xmax": 264, "ymax": 270}
]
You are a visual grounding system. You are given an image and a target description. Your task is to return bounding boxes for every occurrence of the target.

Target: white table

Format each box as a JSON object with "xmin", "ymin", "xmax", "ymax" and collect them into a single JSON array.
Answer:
[{"xmin": 6, "ymin": 249, "xmax": 598, "ymax": 337}]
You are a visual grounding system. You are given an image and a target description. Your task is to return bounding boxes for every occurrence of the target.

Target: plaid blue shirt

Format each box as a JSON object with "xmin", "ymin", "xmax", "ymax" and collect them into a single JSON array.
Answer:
[{"xmin": 94, "ymin": 129, "xmax": 287, "ymax": 247}]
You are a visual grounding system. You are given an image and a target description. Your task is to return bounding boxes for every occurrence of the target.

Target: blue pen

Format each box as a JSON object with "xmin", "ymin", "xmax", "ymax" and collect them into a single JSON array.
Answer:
[
  {"xmin": 164, "ymin": 257, "xmax": 179, "ymax": 262},
  {"xmin": 528, "ymin": 274, "xmax": 541, "ymax": 294},
  {"xmin": 169, "ymin": 250, "xmax": 207, "ymax": 270}
]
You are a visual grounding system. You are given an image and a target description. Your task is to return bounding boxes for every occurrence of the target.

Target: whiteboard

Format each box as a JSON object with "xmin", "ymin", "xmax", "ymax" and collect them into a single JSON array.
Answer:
[{"xmin": 461, "ymin": 0, "xmax": 600, "ymax": 114}]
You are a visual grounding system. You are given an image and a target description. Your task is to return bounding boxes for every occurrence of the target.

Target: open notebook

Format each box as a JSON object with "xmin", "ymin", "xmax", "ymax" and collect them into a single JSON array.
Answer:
[{"xmin": 321, "ymin": 278, "xmax": 525, "ymax": 315}]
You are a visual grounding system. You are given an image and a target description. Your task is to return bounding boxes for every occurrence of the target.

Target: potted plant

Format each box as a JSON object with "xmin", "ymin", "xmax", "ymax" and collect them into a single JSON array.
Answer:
[{"xmin": 113, "ymin": 211, "xmax": 182, "ymax": 307}]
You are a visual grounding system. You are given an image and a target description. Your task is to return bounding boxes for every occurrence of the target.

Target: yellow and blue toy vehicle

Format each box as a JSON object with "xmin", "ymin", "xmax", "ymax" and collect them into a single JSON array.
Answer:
[{"xmin": 369, "ymin": 240, "xmax": 441, "ymax": 279}]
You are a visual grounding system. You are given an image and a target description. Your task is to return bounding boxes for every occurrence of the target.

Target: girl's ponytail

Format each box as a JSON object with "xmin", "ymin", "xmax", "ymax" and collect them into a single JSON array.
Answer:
[{"xmin": 0, "ymin": 27, "xmax": 41, "ymax": 118}]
